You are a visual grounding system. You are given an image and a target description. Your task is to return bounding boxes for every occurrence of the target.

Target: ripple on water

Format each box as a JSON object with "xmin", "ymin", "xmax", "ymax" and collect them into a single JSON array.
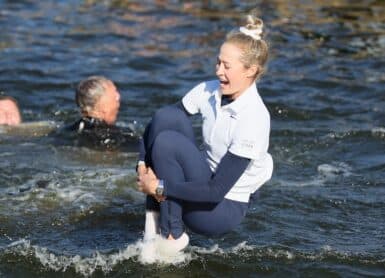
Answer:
[
  {"xmin": 2, "ymin": 238, "xmax": 384, "ymax": 277},
  {"xmin": 1, "ymin": 0, "xmax": 385, "ymax": 277}
]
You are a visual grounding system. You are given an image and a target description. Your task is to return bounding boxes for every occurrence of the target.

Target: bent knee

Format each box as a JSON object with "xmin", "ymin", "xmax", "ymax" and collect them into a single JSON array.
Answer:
[
  {"xmin": 153, "ymin": 105, "xmax": 184, "ymax": 123},
  {"xmin": 153, "ymin": 106, "xmax": 191, "ymax": 129},
  {"xmin": 152, "ymin": 130, "xmax": 181, "ymax": 155}
]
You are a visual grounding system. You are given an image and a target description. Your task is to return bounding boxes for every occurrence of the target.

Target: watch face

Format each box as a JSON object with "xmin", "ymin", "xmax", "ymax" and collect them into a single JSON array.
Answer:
[{"xmin": 156, "ymin": 187, "xmax": 163, "ymax": 196}]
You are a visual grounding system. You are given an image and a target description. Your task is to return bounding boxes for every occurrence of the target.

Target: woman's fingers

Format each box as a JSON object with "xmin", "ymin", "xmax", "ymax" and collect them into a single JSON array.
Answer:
[
  {"xmin": 136, "ymin": 170, "xmax": 158, "ymax": 196},
  {"xmin": 137, "ymin": 177, "xmax": 145, "ymax": 192},
  {"xmin": 137, "ymin": 164, "xmax": 147, "ymax": 176}
]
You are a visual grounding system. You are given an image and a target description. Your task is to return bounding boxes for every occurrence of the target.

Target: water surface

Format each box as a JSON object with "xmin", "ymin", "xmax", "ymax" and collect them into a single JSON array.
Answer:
[{"xmin": 0, "ymin": 0, "xmax": 384, "ymax": 277}]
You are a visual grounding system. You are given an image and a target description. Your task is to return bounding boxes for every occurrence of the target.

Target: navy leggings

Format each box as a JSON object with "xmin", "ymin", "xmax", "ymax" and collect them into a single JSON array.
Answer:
[{"xmin": 143, "ymin": 105, "xmax": 248, "ymax": 238}]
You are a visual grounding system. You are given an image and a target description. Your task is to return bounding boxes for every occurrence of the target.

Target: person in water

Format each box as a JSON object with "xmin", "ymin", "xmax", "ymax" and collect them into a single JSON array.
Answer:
[
  {"xmin": 67, "ymin": 75, "xmax": 136, "ymax": 150},
  {"xmin": 0, "ymin": 96, "xmax": 22, "ymax": 126},
  {"xmin": 137, "ymin": 13, "xmax": 273, "ymax": 251},
  {"xmin": 0, "ymin": 96, "xmax": 57, "ymax": 137}
]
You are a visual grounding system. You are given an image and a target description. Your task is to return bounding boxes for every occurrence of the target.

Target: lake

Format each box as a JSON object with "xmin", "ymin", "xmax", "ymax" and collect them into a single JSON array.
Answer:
[{"xmin": 0, "ymin": 0, "xmax": 384, "ymax": 277}]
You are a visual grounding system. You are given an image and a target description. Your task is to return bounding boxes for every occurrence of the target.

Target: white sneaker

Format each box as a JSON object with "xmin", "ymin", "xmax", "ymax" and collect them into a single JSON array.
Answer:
[
  {"xmin": 143, "ymin": 210, "xmax": 160, "ymax": 241},
  {"xmin": 166, "ymin": 232, "xmax": 189, "ymax": 253}
]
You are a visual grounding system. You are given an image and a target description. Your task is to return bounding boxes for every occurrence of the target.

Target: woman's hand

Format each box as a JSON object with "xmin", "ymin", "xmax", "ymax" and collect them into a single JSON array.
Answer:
[
  {"xmin": 137, "ymin": 167, "xmax": 157, "ymax": 192},
  {"xmin": 137, "ymin": 167, "xmax": 166, "ymax": 202},
  {"xmin": 137, "ymin": 163, "xmax": 147, "ymax": 178}
]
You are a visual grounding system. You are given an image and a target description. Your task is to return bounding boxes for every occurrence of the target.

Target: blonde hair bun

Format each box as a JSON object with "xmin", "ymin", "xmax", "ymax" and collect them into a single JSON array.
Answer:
[
  {"xmin": 225, "ymin": 13, "xmax": 268, "ymax": 80},
  {"xmin": 239, "ymin": 15, "xmax": 264, "ymax": 41}
]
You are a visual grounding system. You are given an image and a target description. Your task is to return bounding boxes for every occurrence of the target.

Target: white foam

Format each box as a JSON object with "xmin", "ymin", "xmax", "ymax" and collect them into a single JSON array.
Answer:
[
  {"xmin": 264, "ymin": 247, "xmax": 295, "ymax": 260},
  {"xmin": 7, "ymin": 238, "xmax": 379, "ymax": 275},
  {"xmin": 5, "ymin": 237, "xmax": 193, "ymax": 276},
  {"xmin": 317, "ymin": 162, "xmax": 352, "ymax": 179},
  {"xmin": 191, "ymin": 241, "xmax": 255, "ymax": 256},
  {"xmin": 272, "ymin": 177, "xmax": 326, "ymax": 188},
  {"xmin": 272, "ymin": 162, "xmax": 354, "ymax": 188},
  {"xmin": 0, "ymin": 152, "xmax": 13, "ymax": 157},
  {"xmin": 11, "ymin": 238, "xmax": 350, "ymax": 275},
  {"xmin": 372, "ymin": 127, "xmax": 385, "ymax": 139}
]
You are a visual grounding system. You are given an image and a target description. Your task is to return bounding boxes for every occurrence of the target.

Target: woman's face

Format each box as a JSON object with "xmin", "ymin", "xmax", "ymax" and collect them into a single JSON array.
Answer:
[{"xmin": 215, "ymin": 42, "xmax": 257, "ymax": 99}]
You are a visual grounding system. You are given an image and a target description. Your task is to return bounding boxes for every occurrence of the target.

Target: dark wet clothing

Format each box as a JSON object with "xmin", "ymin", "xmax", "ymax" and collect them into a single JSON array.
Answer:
[{"xmin": 64, "ymin": 117, "xmax": 139, "ymax": 151}]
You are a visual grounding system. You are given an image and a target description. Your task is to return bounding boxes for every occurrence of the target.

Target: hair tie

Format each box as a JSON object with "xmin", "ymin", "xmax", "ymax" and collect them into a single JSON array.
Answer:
[{"xmin": 239, "ymin": 26, "xmax": 262, "ymax": 41}]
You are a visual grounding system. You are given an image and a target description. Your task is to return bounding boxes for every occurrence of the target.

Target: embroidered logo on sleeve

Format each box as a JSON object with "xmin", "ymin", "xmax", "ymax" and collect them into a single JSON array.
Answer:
[{"xmin": 240, "ymin": 139, "xmax": 255, "ymax": 150}]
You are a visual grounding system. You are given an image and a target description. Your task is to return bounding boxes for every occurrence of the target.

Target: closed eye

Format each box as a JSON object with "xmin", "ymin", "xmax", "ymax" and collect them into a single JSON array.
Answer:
[{"xmin": 216, "ymin": 57, "xmax": 230, "ymax": 69}]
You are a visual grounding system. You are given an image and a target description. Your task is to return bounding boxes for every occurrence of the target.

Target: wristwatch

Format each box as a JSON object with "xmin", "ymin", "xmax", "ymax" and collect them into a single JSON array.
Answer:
[{"xmin": 155, "ymin": 179, "xmax": 164, "ymax": 197}]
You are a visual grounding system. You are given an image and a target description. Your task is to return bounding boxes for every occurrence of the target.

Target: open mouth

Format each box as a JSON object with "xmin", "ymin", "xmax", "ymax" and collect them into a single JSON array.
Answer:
[{"xmin": 219, "ymin": 79, "xmax": 229, "ymax": 86}]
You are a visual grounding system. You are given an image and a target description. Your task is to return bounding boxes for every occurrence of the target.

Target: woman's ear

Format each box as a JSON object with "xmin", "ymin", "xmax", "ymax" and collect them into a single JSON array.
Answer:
[{"xmin": 246, "ymin": 64, "xmax": 260, "ymax": 78}]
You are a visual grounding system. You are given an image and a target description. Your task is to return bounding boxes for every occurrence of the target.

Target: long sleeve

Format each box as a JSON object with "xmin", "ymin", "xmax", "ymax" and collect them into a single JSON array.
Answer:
[
  {"xmin": 138, "ymin": 138, "xmax": 146, "ymax": 162},
  {"xmin": 164, "ymin": 151, "xmax": 250, "ymax": 203}
]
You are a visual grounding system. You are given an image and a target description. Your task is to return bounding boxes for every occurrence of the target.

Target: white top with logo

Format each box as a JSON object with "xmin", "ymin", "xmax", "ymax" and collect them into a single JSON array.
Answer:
[{"xmin": 182, "ymin": 80, "xmax": 273, "ymax": 203}]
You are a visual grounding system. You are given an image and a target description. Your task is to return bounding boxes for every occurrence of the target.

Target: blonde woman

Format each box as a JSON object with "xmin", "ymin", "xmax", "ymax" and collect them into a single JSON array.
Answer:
[{"xmin": 137, "ymin": 13, "xmax": 273, "ymax": 251}]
